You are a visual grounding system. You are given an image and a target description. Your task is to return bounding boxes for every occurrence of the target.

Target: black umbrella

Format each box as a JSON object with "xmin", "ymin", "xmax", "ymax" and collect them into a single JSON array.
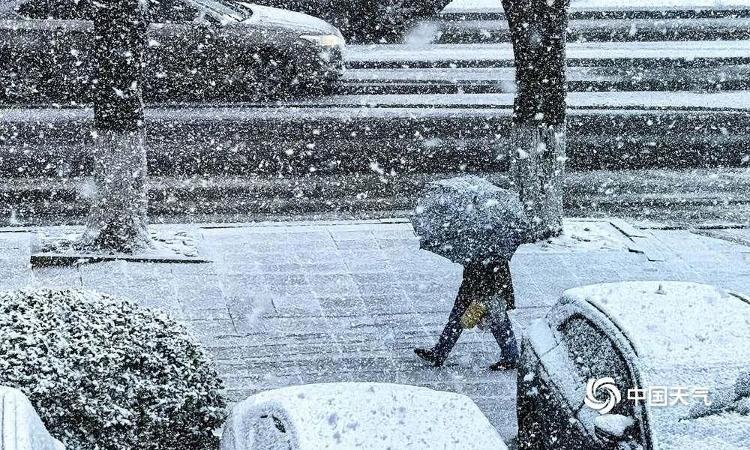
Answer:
[{"xmin": 411, "ymin": 175, "xmax": 530, "ymax": 265}]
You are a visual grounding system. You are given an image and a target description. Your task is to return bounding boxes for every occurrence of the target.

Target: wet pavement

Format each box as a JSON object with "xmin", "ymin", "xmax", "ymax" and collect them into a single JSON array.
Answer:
[{"xmin": 1, "ymin": 217, "xmax": 749, "ymax": 441}]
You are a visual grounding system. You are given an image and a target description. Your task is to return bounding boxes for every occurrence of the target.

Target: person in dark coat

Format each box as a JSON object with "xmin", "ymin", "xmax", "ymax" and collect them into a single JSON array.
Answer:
[{"xmin": 415, "ymin": 258, "xmax": 519, "ymax": 371}]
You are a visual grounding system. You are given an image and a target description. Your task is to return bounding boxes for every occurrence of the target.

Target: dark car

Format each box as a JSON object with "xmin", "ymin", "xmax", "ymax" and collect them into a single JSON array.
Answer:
[
  {"xmin": 517, "ymin": 281, "xmax": 750, "ymax": 450},
  {"xmin": 0, "ymin": 0, "xmax": 345, "ymax": 103},
  {"xmin": 251, "ymin": 0, "xmax": 452, "ymax": 43}
]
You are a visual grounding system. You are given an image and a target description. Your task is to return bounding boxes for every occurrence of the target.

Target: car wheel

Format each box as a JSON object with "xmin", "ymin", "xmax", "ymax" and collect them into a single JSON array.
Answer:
[
  {"xmin": 0, "ymin": 77, "xmax": 7, "ymax": 104},
  {"xmin": 297, "ymin": 76, "xmax": 338, "ymax": 97},
  {"xmin": 241, "ymin": 50, "xmax": 298, "ymax": 102},
  {"xmin": 516, "ymin": 364, "xmax": 545, "ymax": 450},
  {"xmin": 263, "ymin": 64, "xmax": 297, "ymax": 100}
]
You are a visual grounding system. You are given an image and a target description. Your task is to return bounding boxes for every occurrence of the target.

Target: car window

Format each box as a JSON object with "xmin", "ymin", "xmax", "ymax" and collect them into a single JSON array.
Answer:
[
  {"xmin": 147, "ymin": 0, "xmax": 200, "ymax": 23},
  {"xmin": 16, "ymin": 0, "xmax": 198, "ymax": 22},
  {"xmin": 560, "ymin": 315, "xmax": 635, "ymax": 417},
  {"xmin": 16, "ymin": 0, "xmax": 94, "ymax": 20},
  {"xmin": 190, "ymin": 0, "xmax": 246, "ymax": 21}
]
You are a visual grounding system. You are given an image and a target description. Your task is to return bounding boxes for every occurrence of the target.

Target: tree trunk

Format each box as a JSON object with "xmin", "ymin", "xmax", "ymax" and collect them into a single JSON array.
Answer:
[
  {"xmin": 502, "ymin": 0, "xmax": 570, "ymax": 241},
  {"xmin": 509, "ymin": 124, "xmax": 566, "ymax": 240},
  {"xmin": 82, "ymin": 0, "xmax": 150, "ymax": 252},
  {"xmin": 82, "ymin": 129, "xmax": 150, "ymax": 252}
]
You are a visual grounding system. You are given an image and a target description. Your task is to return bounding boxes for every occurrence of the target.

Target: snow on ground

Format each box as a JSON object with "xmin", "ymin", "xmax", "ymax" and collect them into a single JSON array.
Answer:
[
  {"xmin": 519, "ymin": 220, "xmax": 636, "ymax": 254},
  {"xmin": 664, "ymin": 412, "xmax": 750, "ymax": 450},
  {"xmin": 2, "ymin": 219, "xmax": 749, "ymax": 443}
]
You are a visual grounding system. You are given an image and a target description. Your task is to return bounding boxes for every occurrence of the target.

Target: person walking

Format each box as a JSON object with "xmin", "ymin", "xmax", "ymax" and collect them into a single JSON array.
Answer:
[
  {"xmin": 414, "ymin": 259, "xmax": 519, "ymax": 371},
  {"xmin": 410, "ymin": 176, "xmax": 530, "ymax": 371}
]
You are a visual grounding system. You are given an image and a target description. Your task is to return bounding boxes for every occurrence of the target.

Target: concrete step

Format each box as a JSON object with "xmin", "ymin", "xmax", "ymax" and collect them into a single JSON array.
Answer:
[
  {"xmin": 439, "ymin": 1, "xmax": 750, "ymax": 21},
  {"xmin": 345, "ymin": 40, "xmax": 750, "ymax": 69},
  {"xmin": 1, "ymin": 169, "xmax": 748, "ymax": 227},
  {"xmin": 2, "ymin": 92, "xmax": 749, "ymax": 179},
  {"xmin": 341, "ymin": 65, "xmax": 750, "ymax": 94},
  {"xmin": 412, "ymin": 17, "xmax": 750, "ymax": 45}
]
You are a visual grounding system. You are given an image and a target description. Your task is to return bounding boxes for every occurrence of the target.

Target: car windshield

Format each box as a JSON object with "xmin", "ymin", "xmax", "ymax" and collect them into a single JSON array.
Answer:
[
  {"xmin": 12, "ymin": 0, "xmax": 250, "ymax": 21},
  {"xmin": 14, "ymin": 0, "xmax": 95, "ymax": 20},
  {"xmin": 188, "ymin": 0, "xmax": 249, "ymax": 22}
]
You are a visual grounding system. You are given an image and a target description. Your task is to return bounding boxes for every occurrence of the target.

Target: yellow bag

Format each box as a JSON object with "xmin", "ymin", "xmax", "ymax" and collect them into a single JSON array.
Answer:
[{"xmin": 460, "ymin": 301, "xmax": 488, "ymax": 329}]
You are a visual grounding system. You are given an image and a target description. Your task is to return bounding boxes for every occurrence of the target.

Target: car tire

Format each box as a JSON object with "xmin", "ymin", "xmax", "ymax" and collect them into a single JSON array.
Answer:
[
  {"xmin": 297, "ymin": 76, "xmax": 338, "ymax": 97},
  {"xmin": 238, "ymin": 51, "xmax": 297, "ymax": 102},
  {"xmin": 0, "ymin": 78, "xmax": 7, "ymax": 104},
  {"xmin": 516, "ymin": 345, "xmax": 545, "ymax": 450}
]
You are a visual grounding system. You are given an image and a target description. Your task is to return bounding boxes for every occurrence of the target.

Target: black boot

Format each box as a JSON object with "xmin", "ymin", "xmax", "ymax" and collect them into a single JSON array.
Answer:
[
  {"xmin": 414, "ymin": 348, "xmax": 445, "ymax": 367},
  {"xmin": 489, "ymin": 359, "xmax": 518, "ymax": 371},
  {"xmin": 414, "ymin": 321, "xmax": 464, "ymax": 367},
  {"xmin": 416, "ymin": 309, "xmax": 468, "ymax": 368},
  {"xmin": 415, "ymin": 268, "xmax": 476, "ymax": 368}
]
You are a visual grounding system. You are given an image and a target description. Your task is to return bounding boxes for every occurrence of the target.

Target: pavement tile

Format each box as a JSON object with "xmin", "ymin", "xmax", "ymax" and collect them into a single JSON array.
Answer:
[
  {"xmin": 180, "ymin": 307, "xmax": 232, "ymax": 321},
  {"xmin": 176, "ymin": 282, "xmax": 226, "ymax": 309},
  {"xmin": 272, "ymin": 295, "xmax": 324, "ymax": 317},
  {"xmin": 181, "ymin": 318, "xmax": 237, "ymax": 340},
  {"xmin": 27, "ymin": 267, "xmax": 82, "ymax": 289}
]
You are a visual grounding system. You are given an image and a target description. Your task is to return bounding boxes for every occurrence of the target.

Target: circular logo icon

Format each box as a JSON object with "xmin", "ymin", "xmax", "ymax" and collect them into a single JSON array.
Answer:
[{"xmin": 585, "ymin": 377, "xmax": 622, "ymax": 414}]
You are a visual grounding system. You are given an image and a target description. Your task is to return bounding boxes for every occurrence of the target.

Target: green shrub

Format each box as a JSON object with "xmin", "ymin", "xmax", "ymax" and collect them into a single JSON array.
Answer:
[{"xmin": 0, "ymin": 288, "xmax": 226, "ymax": 450}]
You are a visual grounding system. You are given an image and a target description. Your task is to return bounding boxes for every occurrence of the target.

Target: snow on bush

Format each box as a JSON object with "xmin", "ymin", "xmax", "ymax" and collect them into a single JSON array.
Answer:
[{"xmin": 0, "ymin": 288, "xmax": 227, "ymax": 450}]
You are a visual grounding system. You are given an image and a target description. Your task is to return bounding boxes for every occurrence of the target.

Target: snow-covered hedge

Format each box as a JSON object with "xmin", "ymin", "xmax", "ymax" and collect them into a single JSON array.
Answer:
[{"xmin": 0, "ymin": 288, "xmax": 227, "ymax": 450}]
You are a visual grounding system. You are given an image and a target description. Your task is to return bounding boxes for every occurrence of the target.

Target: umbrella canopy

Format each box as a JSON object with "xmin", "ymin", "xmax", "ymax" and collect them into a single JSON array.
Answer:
[{"xmin": 411, "ymin": 175, "xmax": 530, "ymax": 265}]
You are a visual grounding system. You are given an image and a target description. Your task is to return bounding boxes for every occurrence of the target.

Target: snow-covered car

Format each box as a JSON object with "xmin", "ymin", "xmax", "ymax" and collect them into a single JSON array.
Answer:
[
  {"xmin": 220, "ymin": 382, "xmax": 508, "ymax": 449},
  {"xmin": 0, "ymin": 386, "xmax": 65, "ymax": 450},
  {"xmin": 516, "ymin": 281, "xmax": 750, "ymax": 450},
  {"xmin": 0, "ymin": 0, "xmax": 344, "ymax": 103}
]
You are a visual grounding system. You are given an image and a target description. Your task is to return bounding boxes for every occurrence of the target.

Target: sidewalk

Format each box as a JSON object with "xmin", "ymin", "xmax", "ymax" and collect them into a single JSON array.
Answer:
[{"xmin": 1, "ymin": 218, "xmax": 749, "ymax": 440}]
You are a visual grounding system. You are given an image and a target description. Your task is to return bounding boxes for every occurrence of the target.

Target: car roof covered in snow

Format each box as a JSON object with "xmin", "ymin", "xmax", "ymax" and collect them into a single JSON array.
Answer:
[
  {"xmin": 222, "ymin": 382, "xmax": 507, "ymax": 450},
  {"xmin": 562, "ymin": 281, "xmax": 750, "ymax": 449},
  {"xmin": 562, "ymin": 281, "xmax": 750, "ymax": 368}
]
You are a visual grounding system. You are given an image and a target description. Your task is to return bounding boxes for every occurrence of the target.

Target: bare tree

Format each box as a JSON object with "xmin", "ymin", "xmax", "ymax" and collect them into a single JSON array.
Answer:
[
  {"xmin": 82, "ymin": 0, "xmax": 150, "ymax": 252},
  {"xmin": 502, "ymin": 0, "xmax": 570, "ymax": 240}
]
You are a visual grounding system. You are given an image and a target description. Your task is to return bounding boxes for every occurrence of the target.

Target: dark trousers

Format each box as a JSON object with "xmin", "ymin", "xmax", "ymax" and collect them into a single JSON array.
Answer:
[{"xmin": 431, "ymin": 261, "xmax": 519, "ymax": 363}]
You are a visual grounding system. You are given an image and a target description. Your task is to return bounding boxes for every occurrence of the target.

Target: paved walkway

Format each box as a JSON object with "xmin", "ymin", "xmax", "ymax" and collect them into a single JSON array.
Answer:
[{"xmin": 1, "ymin": 218, "xmax": 749, "ymax": 440}]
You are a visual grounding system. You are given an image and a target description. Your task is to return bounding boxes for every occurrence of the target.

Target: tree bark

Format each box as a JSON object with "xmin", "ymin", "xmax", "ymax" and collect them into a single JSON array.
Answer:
[
  {"xmin": 81, "ymin": 130, "xmax": 150, "ymax": 252},
  {"xmin": 502, "ymin": 0, "xmax": 570, "ymax": 241},
  {"xmin": 82, "ymin": 0, "xmax": 150, "ymax": 252},
  {"xmin": 509, "ymin": 124, "xmax": 566, "ymax": 239}
]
